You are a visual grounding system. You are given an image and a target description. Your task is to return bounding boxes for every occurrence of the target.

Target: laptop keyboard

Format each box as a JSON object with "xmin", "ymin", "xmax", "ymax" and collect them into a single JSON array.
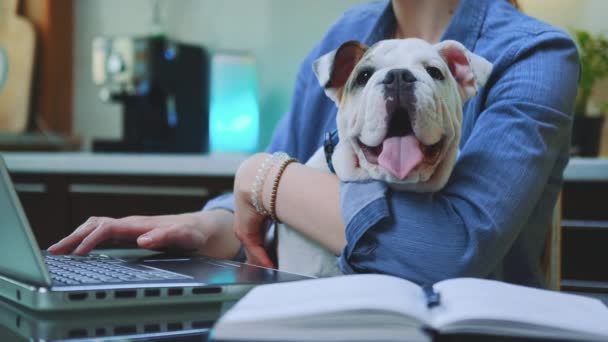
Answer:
[{"xmin": 45, "ymin": 254, "xmax": 191, "ymax": 285}]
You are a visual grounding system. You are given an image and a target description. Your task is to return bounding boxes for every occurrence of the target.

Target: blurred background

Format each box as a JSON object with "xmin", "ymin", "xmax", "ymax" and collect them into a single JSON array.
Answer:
[
  {"xmin": 71, "ymin": 0, "xmax": 373, "ymax": 153},
  {"xmin": 0, "ymin": 0, "xmax": 607, "ymax": 155}
]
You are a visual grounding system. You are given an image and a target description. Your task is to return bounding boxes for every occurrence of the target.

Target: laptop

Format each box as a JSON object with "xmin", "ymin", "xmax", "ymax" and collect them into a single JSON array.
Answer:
[
  {"xmin": 0, "ymin": 295, "xmax": 227, "ymax": 341},
  {"xmin": 0, "ymin": 157, "xmax": 309, "ymax": 311}
]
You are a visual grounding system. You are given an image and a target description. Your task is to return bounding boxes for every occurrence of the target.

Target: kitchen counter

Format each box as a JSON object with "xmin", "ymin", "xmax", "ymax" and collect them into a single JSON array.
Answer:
[
  {"xmin": 1, "ymin": 152, "xmax": 606, "ymax": 180},
  {"xmin": 0, "ymin": 152, "xmax": 249, "ymax": 176}
]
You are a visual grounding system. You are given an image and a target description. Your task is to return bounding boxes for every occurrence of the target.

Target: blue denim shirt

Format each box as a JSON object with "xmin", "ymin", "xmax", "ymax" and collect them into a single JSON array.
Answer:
[{"xmin": 204, "ymin": 0, "xmax": 580, "ymax": 287}]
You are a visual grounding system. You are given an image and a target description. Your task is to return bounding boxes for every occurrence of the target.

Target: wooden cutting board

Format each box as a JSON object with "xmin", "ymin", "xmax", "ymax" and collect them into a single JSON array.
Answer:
[{"xmin": 0, "ymin": 0, "xmax": 35, "ymax": 132}]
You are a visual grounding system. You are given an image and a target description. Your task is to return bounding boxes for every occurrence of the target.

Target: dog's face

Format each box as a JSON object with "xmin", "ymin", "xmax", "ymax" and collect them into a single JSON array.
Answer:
[{"xmin": 313, "ymin": 38, "xmax": 492, "ymax": 191}]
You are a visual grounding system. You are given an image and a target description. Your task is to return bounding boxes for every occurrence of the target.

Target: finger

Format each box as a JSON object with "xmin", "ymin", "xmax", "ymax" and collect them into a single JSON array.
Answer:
[
  {"xmin": 73, "ymin": 219, "xmax": 152, "ymax": 255},
  {"xmin": 231, "ymin": 193, "xmax": 273, "ymax": 266},
  {"xmin": 234, "ymin": 220, "xmax": 273, "ymax": 268},
  {"xmin": 232, "ymin": 205, "xmax": 265, "ymax": 243},
  {"xmin": 47, "ymin": 217, "xmax": 101, "ymax": 254},
  {"xmin": 244, "ymin": 244, "xmax": 275, "ymax": 268},
  {"xmin": 138, "ymin": 225, "xmax": 207, "ymax": 251}
]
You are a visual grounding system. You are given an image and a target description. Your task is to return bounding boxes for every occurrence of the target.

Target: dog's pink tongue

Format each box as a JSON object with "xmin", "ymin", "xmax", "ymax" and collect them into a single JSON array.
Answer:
[{"xmin": 378, "ymin": 136, "xmax": 423, "ymax": 180}]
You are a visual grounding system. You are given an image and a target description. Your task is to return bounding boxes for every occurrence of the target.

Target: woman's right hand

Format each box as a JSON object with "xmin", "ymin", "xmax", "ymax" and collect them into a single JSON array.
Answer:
[{"xmin": 47, "ymin": 210, "xmax": 241, "ymax": 260}]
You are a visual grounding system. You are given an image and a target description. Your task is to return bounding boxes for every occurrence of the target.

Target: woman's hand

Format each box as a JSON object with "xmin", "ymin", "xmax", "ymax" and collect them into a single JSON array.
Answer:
[
  {"xmin": 47, "ymin": 210, "xmax": 241, "ymax": 260},
  {"xmin": 233, "ymin": 153, "xmax": 275, "ymax": 268}
]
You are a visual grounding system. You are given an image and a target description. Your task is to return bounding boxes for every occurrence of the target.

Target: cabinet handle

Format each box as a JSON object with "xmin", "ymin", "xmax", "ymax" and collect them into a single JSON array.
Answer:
[
  {"xmin": 69, "ymin": 184, "xmax": 210, "ymax": 197},
  {"xmin": 14, "ymin": 183, "xmax": 47, "ymax": 194}
]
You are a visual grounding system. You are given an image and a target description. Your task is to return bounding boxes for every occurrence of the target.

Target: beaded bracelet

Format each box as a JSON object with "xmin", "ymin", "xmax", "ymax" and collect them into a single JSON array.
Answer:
[
  {"xmin": 251, "ymin": 152, "xmax": 287, "ymax": 216},
  {"xmin": 269, "ymin": 157, "xmax": 297, "ymax": 223}
]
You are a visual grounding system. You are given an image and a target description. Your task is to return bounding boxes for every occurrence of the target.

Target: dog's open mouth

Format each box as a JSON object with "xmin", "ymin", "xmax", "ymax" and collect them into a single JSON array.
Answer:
[{"xmin": 358, "ymin": 107, "xmax": 444, "ymax": 180}]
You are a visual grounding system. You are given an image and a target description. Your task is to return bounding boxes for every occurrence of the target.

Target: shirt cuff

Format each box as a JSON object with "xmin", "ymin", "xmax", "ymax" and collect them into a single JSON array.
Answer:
[
  {"xmin": 202, "ymin": 192, "xmax": 235, "ymax": 213},
  {"xmin": 338, "ymin": 180, "xmax": 390, "ymax": 273}
]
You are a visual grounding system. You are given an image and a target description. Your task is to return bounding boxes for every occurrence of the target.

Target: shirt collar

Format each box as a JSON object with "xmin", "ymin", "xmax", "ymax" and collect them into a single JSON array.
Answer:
[
  {"xmin": 363, "ymin": 1, "xmax": 395, "ymax": 46},
  {"xmin": 442, "ymin": 0, "xmax": 490, "ymax": 51},
  {"xmin": 364, "ymin": 0, "xmax": 491, "ymax": 51}
]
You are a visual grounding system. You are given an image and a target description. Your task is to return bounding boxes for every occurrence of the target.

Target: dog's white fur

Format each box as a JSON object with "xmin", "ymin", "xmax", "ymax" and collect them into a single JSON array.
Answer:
[{"xmin": 277, "ymin": 39, "xmax": 492, "ymax": 277}]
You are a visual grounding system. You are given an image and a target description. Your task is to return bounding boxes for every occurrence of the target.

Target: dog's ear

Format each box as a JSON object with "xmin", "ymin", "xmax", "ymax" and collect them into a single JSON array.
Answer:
[
  {"xmin": 313, "ymin": 40, "xmax": 368, "ymax": 103},
  {"xmin": 435, "ymin": 40, "xmax": 492, "ymax": 100}
]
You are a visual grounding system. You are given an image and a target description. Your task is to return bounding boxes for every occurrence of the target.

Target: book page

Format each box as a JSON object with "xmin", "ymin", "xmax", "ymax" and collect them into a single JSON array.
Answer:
[
  {"xmin": 219, "ymin": 274, "xmax": 431, "ymax": 325},
  {"xmin": 431, "ymin": 278, "xmax": 608, "ymax": 339}
]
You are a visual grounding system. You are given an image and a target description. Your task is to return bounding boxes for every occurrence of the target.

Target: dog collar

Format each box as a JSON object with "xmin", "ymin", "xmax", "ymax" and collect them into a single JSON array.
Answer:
[{"xmin": 324, "ymin": 130, "xmax": 339, "ymax": 174}]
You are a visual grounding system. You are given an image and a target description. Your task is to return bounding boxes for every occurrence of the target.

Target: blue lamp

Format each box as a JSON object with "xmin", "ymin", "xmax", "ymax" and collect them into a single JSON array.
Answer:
[{"xmin": 209, "ymin": 53, "xmax": 260, "ymax": 153}]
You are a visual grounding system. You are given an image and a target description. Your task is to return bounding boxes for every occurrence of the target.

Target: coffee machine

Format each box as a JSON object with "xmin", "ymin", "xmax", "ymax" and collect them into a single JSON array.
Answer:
[{"xmin": 92, "ymin": 36, "xmax": 209, "ymax": 153}]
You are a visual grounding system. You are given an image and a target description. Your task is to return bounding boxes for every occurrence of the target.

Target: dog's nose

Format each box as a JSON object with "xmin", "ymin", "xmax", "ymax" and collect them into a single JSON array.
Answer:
[{"xmin": 383, "ymin": 69, "xmax": 417, "ymax": 85}]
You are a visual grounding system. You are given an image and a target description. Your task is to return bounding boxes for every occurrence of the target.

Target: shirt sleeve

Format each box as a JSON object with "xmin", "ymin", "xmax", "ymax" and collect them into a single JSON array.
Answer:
[{"xmin": 338, "ymin": 31, "xmax": 580, "ymax": 284}]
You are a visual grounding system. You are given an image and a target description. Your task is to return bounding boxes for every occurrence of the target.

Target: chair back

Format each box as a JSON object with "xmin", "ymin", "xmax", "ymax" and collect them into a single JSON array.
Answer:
[{"xmin": 542, "ymin": 193, "xmax": 562, "ymax": 290}]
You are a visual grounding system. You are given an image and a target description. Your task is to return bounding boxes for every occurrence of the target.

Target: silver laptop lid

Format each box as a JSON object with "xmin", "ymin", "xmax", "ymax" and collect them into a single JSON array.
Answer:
[{"xmin": 0, "ymin": 157, "xmax": 52, "ymax": 286}]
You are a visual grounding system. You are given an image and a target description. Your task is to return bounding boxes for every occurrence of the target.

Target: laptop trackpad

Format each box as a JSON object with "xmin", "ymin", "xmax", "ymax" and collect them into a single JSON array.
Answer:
[{"xmin": 139, "ymin": 256, "xmax": 283, "ymax": 285}]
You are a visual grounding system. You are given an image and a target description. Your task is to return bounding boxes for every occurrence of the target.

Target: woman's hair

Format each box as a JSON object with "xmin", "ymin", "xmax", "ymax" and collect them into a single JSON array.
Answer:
[{"xmin": 509, "ymin": 0, "xmax": 520, "ymax": 9}]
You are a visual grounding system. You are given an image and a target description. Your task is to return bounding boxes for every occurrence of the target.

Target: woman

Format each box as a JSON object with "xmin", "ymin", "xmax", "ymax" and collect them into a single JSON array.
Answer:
[{"xmin": 49, "ymin": 0, "xmax": 579, "ymax": 287}]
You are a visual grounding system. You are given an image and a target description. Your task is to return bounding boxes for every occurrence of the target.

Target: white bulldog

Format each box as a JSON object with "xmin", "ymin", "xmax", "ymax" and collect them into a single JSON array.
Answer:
[{"xmin": 277, "ymin": 38, "xmax": 492, "ymax": 277}]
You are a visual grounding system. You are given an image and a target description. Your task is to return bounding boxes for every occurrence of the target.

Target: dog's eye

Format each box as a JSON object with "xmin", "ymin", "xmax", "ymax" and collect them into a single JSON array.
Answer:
[
  {"xmin": 355, "ymin": 68, "xmax": 374, "ymax": 86},
  {"xmin": 425, "ymin": 66, "xmax": 444, "ymax": 80}
]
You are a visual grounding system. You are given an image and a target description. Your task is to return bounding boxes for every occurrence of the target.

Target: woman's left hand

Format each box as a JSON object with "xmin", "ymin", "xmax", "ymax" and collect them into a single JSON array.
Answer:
[{"xmin": 233, "ymin": 153, "xmax": 275, "ymax": 268}]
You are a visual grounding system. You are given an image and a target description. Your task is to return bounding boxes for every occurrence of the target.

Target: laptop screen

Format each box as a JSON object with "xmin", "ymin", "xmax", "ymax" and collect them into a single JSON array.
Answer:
[{"xmin": 0, "ymin": 157, "xmax": 51, "ymax": 286}]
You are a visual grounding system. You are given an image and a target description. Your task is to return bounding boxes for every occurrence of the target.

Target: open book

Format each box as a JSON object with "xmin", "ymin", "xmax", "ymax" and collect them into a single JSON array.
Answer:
[{"xmin": 212, "ymin": 274, "xmax": 608, "ymax": 341}]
